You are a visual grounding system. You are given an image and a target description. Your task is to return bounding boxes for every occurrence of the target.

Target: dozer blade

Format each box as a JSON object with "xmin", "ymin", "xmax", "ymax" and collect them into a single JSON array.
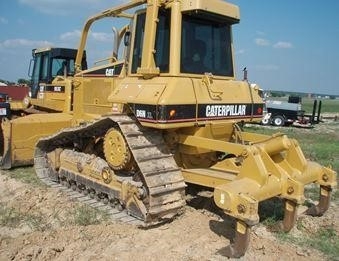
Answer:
[{"xmin": 0, "ymin": 113, "xmax": 73, "ymax": 169}]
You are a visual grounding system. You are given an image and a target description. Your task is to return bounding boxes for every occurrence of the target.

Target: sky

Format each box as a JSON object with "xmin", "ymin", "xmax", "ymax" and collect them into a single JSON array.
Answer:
[{"xmin": 0, "ymin": 0, "xmax": 339, "ymax": 95}]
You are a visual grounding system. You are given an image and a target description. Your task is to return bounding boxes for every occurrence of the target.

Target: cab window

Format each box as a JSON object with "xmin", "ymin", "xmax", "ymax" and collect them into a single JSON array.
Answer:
[
  {"xmin": 52, "ymin": 58, "xmax": 75, "ymax": 77},
  {"xmin": 131, "ymin": 9, "xmax": 170, "ymax": 73},
  {"xmin": 181, "ymin": 14, "xmax": 234, "ymax": 76}
]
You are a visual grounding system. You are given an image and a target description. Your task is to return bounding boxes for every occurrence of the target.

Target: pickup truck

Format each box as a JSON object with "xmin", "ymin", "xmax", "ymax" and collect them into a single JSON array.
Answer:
[{"xmin": 263, "ymin": 100, "xmax": 304, "ymax": 126}]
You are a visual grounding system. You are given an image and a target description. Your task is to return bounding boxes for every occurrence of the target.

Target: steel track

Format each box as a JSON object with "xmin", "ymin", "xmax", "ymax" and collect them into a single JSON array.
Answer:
[{"xmin": 34, "ymin": 114, "xmax": 186, "ymax": 226}]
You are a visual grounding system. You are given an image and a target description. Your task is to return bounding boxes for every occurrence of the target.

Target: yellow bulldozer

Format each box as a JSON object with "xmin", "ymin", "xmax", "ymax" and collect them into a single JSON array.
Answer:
[
  {"xmin": 0, "ymin": 47, "xmax": 87, "ymax": 168},
  {"xmin": 2, "ymin": 0, "xmax": 337, "ymax": 257}
]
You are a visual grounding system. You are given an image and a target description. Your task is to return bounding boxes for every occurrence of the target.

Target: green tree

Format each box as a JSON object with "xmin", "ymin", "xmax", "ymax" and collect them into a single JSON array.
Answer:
[
  {"xmin": 17, "ymin": 78, "xmax": 30, "ymax": 85},
  {"xmin": 0, "ymin": 79, "xmax": 15, "ymax": 85}
]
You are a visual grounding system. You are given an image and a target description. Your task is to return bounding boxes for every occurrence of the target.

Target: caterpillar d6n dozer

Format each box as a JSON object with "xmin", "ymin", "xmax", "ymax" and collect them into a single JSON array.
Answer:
[
  {"xmin": 0, "ymin": 47, "xmax": 88, "ymax": 168},
  {"xmin": 7, "ymin": 0, "xmax": 335, "ymax": 257}
]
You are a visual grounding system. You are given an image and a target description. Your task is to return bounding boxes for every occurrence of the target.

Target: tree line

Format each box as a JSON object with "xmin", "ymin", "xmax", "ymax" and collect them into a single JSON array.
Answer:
[{"xmin": 0, "ymin": 78, "xmax": 31, "ymax": 86}]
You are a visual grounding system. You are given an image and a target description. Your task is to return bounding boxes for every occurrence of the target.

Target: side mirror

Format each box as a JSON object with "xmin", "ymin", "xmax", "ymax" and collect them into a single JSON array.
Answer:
[{"xmin": 124, "ymin": 31, "xmax": 131, "ymax": 46}]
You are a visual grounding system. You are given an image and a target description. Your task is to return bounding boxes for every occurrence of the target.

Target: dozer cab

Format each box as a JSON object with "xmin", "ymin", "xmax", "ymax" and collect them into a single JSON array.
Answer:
[
  {"xmin": 4, "ymin": 0, "xmax": 338, "ymax": 257},
  {"xmin": 27, "ymin": 47, "xmax": 87, "ymax": 113}
]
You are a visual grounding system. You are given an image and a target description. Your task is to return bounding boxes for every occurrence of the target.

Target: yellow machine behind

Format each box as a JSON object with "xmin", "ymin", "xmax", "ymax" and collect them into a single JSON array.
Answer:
[
  {"xmin": 1, "ymin": 0, "xmax": 336, "ymax": 257},
  {"xmin": 0, "ymin": 47, "xmax": 86, "ymax": 168}
]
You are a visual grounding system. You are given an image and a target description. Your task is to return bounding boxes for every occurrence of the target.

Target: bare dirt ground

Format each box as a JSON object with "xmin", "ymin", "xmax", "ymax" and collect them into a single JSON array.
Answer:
[{"xmin": 0, "ymin": 119, "xmax": 338, "ymax": 261}]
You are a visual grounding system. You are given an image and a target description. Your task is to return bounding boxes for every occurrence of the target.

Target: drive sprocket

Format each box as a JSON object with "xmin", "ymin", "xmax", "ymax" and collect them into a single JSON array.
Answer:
[{"xmin": 103, "ymin": 127, "xmax": 133, "ymax": 170}]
